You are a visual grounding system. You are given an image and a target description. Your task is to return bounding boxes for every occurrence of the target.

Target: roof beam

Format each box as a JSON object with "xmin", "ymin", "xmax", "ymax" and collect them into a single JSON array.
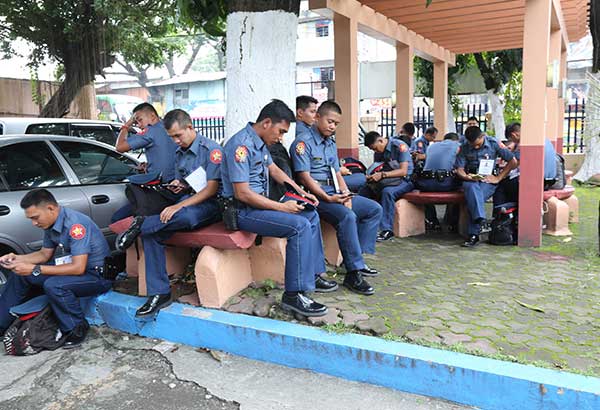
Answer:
[
  {"xmin": 309, "ymin": 0, "xmax": 455, "ymax": 64},
  {"xmin": 387, "ymin": 1, "xmax": 524, "ymax": 23}
]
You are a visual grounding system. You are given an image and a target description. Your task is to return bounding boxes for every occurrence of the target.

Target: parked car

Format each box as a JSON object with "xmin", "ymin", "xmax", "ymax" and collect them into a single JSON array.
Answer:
[{"xmin": 0, "ymin": 135, "xmax": 140, "ymax": 262}]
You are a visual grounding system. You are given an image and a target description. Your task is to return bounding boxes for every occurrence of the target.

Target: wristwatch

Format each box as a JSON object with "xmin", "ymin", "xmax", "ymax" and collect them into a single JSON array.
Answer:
[{"xmin": 32, "ymin": 264, "xmax": 42, "ymax": 277}]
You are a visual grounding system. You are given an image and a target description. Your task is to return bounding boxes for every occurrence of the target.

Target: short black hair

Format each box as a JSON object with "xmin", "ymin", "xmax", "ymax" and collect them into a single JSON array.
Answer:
[
  {"xmin": 425, "ymin": 126, "xmax": 438, "ymax": 135},
  {"xmin": 444, "ymin": 132, "xmax": 459, "ymax": 141},
  {"xmin": 20, "ymin": 189, "xmax": 58, "ymax": 209},
  {"xmin": 133, "ymin": 102, "xmax": 159, "ymax": 117},
  {"xmin": 401, "ymin": 122, "xmax": 415, "ymax": 136},
  {"xmin": 464, "ymin": 126, "xmax": 483, "ymax": 142},
  {"xmin": 364, "ymin": 131, "xmax": 383, "ymax": 147},
  {"xmin": 467, "ymin": 116, "xmax": 478, "ymax": 122},
  {"xmin": 505, "ymin": 122, "xmax": 521, "ymax": 139},
  {"xmin": 296, "ymin": 95, "xmax": 318, "ymax": 111},
  {"xmin": 164, "ymin": 109, "xmax": 192, "ymax": 130},
  {"xmin": 317, "ymin": 100, "xmax": 342, "ymax": 116},
  {"xmin": 256, "ymin": 99, "xmax": 296, "ymax": 124}
]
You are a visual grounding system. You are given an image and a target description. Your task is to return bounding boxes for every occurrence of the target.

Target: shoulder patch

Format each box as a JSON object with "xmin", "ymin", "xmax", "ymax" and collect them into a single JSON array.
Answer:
[
  {"xmin": 234, "ymin": 145, "xmax": 248, "ymax": 163},
  {"xmin": 295, "ymin": 141, "xmax": 306, "ymax": 155},
  {"xmin": 69, "ymin": 224, "xmax": 86, "ymax": 240},
  {"xmin": 418, "ymin": 141, "xmax": 423, "ymax": 148},
  {"xmin": 400, "ymin": 144, "xmax": 408, "ymax": 153},
  {"xmin": 210, "ymin": 149, "xmax": 222, "ymax": 164}
]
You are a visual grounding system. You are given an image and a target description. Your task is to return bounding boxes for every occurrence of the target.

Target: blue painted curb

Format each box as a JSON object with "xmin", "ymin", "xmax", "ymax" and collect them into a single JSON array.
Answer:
[{"xmin": 86, "ymin": 291, "xmax": 600, "ymax": 410}]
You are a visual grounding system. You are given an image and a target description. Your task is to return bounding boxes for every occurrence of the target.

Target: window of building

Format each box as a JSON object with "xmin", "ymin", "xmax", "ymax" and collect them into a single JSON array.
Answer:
[
  {"xmin": 315, "ymin": 20, "xmax": 330, "ymax": 37},
  {"xmin": 174, "ymin": 86, "xmax": 189, "ymax": 107}
]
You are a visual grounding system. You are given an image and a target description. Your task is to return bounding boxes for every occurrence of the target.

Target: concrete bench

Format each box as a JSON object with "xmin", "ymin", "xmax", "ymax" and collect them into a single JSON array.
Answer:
[
  {"xmin": 110, "ymin": 217, "xmax": 342, "ymax": 308},
  {"xmin": 394, "ymin": 191, "xmax": 468, "ymax": 238},
  {"xmin": 543, "ymin": 185, "xmax": 578, "ymax": 236}
]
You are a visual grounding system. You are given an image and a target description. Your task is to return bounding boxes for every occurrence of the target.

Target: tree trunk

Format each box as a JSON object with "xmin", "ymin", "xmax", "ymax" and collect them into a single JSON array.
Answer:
[
  {"xmin": 73, "ymin": 83, "xmax": 98, "ymax": 120},
  {"xmin": 225, "ymin": 1, "xmax": 300, "ymax": 145},
  {"xmin": 487, "ymin": 89, "xmax": 506, "ymax": 140},
  {"xmin": 447, "ymin": 95, "xmax": 456, "ymax": 133},
  {"xmin": 574, "ymin": 136, "xmax": 600, "ymax": 182}
]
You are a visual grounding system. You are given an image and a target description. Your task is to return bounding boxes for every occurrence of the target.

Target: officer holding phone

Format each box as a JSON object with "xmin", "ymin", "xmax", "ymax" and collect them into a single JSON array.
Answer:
[
  {"xmin": 456, "ymin": 126, "xmax": 517, "ymax": 247},
  {"xmin": 290, "ymin": 101, "xmax": 382, "ymax": 295}
]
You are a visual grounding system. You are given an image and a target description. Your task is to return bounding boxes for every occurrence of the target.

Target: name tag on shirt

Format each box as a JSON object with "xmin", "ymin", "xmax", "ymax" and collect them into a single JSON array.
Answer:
[
  {"xmin": 184, "ymin": 166, "xmax": 207, "ymax": 193},
  {"xmin": 55, "ymin": 255, "xmax": 73, "ymax": 265},
  {"xmin": 478, "ymin": 159, "xmax": 495, "ymax": 176}
]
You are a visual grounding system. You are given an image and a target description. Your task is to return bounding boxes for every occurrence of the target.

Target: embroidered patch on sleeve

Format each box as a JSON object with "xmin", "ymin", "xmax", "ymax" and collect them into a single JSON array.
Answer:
[
  {"xmin": 234, "ymin": 146, "xmax": 248, "ymax": 163},
  {"xmin": 210, "ymin": 149, "xmax": 222, "ymax": 164},
  {"xmin": 70, "ymin": 224, "xmax": 86, "ymax": 240},
  {"xmin": 295, "ymin": 141, "xmax": 306, "ymax": 155},
  {"xmin": 418, "ymin": 142, "xmax": 423, "ymax": 148},
  {"xmin": 400, "ymin": 144, "xmax": 408, "ymax": 153}
]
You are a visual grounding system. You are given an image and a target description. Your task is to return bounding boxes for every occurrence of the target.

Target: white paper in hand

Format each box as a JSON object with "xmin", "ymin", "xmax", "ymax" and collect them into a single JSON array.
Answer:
[{"xmin": 184, "ymin": 166, "xmax": 207, "ymax": 193}]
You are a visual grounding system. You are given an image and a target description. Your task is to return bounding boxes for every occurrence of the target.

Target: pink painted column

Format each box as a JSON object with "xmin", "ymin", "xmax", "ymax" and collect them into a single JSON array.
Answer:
[
  {"xmin": 518, "ymin": 0, "xmax": 552, "ymax": 247},
  {"xmin": 433, "ymin": 61, "xmax": 449, "ymax": 135},
  {"xmin": 557, "ymin": 47, "xmax": 568, "ymax": 154},
  {"xmin": 396, "ymin": 43, "xmax": 414, "ymax": 129}
]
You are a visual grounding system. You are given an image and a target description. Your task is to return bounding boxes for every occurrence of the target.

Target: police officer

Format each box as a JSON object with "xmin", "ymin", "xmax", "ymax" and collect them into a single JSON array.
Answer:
[
  {"xmin": 290, "ymin": 101, "xmax": 382, "ymax": 295},
  {"xmin": 116, "ymin": 109, "xmax": 223, "ymax": 317},
  {"xmin": 456, "ymin": 126, "xmax": 517, "ymax": 247},
  {"xmin": 112, "ymin": 102, "xmax": 179, "ymax": 222},
  {"xmin": 360, "ymin": 131, "xmax": 414, "ymax": 242},
  {"xmin": 411, "ymin": 126, "xmax": 438, "ymax": 164},
  {"xmin": 222, "ymin": 99, "xmax": 328, "ymax": 317},
  {"xmin": 296, "ymin": 95, "xmax": 318, "ymax": 137},
  {"xmin": 0, "ymin": 189, "xmax": 112, "ymax": 348},
  {"xmin": 414, "ymin": 132, "xmax": 461, "ymax": 229}
]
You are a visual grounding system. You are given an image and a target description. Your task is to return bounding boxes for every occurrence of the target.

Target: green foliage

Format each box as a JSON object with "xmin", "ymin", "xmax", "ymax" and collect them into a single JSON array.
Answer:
[
  {"xmin": 473, "ymin": 49, "xmax": 522, "ymax": 93},
  {"xmin": 414, "ymin": 54, "xmax": 474, "ymax": 98},
  {"xmin": 177, "ymin": 0, "xmax": 227, "ymax": 38},
  {"xmin": 503, "ymin": 71, "xmax": 522, "ymax": 124}
]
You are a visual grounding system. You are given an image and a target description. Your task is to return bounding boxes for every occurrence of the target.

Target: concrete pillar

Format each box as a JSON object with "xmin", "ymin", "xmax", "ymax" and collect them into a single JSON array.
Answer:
[
  {"xmin": 518, "ymin": 0, "xmax": 552, "ymax": 247},
  {"xmin": 433, "ymin": 61, "xmax": 448, "ymax": 135},
  {"xmin": 334, "ymin": 13, "xmax": 359, "ymax": 158},
  {"xmin": 557, "ymin": 46, "xmax": 568, "ymax": 154},
  {"xmin": 396, "ymin": 43, "xmax": 414, "ymax": 129},
  {"xmin": 546, "ymin": 29, "xmax": 561, "ymax": 150}
]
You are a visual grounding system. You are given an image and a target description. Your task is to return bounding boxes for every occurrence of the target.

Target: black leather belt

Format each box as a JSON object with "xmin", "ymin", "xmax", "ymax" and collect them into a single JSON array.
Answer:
[
  {"xmin": 419, "ymin": 170, "xmax": 454, "ymax": 179},
  {"xmin": 315, "ymin": 178, "xmax": 335, "ymax": 186}
]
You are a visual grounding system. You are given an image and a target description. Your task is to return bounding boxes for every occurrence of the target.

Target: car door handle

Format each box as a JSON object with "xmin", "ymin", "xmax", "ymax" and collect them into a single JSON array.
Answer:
[
  {"xmin": 91, "ymin": 195, "xmax": 110, "ymax": 204},
  {"xmin": 0, "ymin": 205, "xmax": 9, "ymax": 216}
]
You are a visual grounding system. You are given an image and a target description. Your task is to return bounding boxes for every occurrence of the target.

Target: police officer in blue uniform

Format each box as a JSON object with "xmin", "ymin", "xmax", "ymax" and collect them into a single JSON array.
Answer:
[
  {"xmin": 290, "ymin": 101, "xmax": 382, "ymax": 295},
  {"xmin": 411, "ymin": 126, "xmax": 438, "ymax": 165},
  {"xmin": 0, "ymin": 189, "xmax": 112, "ymax": 348},
  {"xmin": 112, "ymin": 102, "xmax": 179, "ymax": 222},
  {"xmin": 117, "ymin": 109, "xmax": 223, "ymax": 317},
  {"xmin": 456, "ymin": 126, "xmax": 517, "ymax": 247},
  {"xmin": 222, "ymin": 100, "xmax": 328, "ymax": 317},
  {"xmin": 360, "ymin": 131, "xmax": 414, "ymax": 242}
]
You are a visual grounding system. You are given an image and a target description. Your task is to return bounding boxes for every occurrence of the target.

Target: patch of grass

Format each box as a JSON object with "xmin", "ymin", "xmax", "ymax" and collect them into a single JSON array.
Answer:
[{"xmin": 321, "ymin": 322, "xmax": 354, "ymax": 334}]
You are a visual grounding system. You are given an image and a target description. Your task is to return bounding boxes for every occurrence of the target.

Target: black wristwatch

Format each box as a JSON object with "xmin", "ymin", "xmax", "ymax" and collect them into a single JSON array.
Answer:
[{"xmin": 32, "ymin": 264, "xmax": 42, "ymax": 277}]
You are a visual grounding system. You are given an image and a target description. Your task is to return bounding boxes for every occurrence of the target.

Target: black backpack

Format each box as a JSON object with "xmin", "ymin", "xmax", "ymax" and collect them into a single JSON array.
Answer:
[
  {"xmin": 268, "ymin": 142, "xmax": 293, "ymax": 201},
  {"xmin": 489, "ymin": 206, "xmax": 518, "ymax": 246},
  {"xmin": 3, "ymin": 306, "xmax": 65, "ymax": 355}
]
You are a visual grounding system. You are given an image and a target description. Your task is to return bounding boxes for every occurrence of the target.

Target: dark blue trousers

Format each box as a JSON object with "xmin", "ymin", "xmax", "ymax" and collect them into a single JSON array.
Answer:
[
  {"xmin": 343, "ymin": 173, "xmax": 367, "ymax": 193},
  {"xmin": 415, "ymin": 177, "xmax": 460, "ymax": 225},
  {"xmin": 0, "ymin": 271, "xmax": 111, "ymax": 332},
  {"xmin": 237, "ymin": 206, "xmax": 325, "ymax": 292},
  {"xmin": 139, "ymin": 200, "xmax": 221, "ymax": 295},
  {"xmin": 462, "ymin": 181, "xmax": 498, "ymax": 235},
  {"xmin": 317, "ymin": 187, "xmax": 382, "ymax": 272}
]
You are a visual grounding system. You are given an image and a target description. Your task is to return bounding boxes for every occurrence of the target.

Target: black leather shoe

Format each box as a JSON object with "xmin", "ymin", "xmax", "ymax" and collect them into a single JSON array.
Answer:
[
  {"xmin": 360, "ymin": 264, "xmax": 379, "ymax": 277},
  {"xmin": 376, "ymin": 230, "xmax": 394, "ymax": 242},
  {"xmin": 462, "ymin": 235, "xmax": 480, "ymax": 248},
  {"xmin": 135, "ymin": 293, "xmax": 172, "ymax": 317},
  {"xmin": 116, "ymin": 216, "xmax": 145, "ymax": 251},
  {"xmin": 281, "ymin": 292, "xmax": 328, "ymax": 317},
  {"xmin": 315, "ymin": 276, "xmax": 338, "ymax": 293},
  {"xmin": 343, "ymin": 271, "xmax": 374, "ymax": 295},
  {"xmin": 63, "ymin": 320, "xmax": 89, "ymax": 349}
]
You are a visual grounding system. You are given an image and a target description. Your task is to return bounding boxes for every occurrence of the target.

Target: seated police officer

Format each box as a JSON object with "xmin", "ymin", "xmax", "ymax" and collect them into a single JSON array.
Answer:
[
  {"xmin": 290, "ymin": 101, "xmax": 382, "ymax": 295},
  {"xmin": 360, "ymin": 131, "xmax": 413, "ymax": 242},
  {"xmin": 0, "ymin": 189, "xmax": 113, "ymax": 348},
  {"xmin": 456, "ymin": 126, "xmax": 517, "ymax": 247},
  {"xmin": 117, "ymin": 109, "xmax": 223, "ymax": 317},
  {"xmin": 493, "ymin": 122, "xmax": 558, "ymax": 207},
  {"xmin": 222, "ymin": 99, "xmax": 328, "ymax": 317},
  {"xmin": 112, "ymin": 102, "xmax": 179, "ymax": 223},
  {"xmin": 411, "ymin": 126, "xmax": 438, "ymax": 165},
  {"xmin": 414, "ymin": 132, "xmax": 461, "ymax": 230}
]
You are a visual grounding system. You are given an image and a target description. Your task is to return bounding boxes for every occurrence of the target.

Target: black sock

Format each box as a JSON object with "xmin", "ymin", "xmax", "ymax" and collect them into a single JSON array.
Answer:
[{"xmin": 284, "ymin": 291, "xmax": 300, "ymax": 297}]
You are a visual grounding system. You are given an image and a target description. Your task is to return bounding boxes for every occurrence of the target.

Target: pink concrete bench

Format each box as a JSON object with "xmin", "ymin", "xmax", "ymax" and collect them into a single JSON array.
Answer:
[
  {"xmin": 110, "ymin": 217, "xmax": 342, "ymax": 308},
  {"xmin": 543, "ymin": 185, "xmax": 578, "ymax": 236},
  {"xmin": 393, "ymin": 191, "xmax": 468, "ymax": 238}
]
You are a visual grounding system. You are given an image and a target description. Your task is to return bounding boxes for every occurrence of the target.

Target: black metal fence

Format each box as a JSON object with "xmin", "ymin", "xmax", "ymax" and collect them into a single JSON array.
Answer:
[
  {"xmin": 192, "ymin": 117, "xmax": 226, "ymax": 143},
  {"xmin": 564, "ymin": 98, "xmax": 585, "ymax": 153}
]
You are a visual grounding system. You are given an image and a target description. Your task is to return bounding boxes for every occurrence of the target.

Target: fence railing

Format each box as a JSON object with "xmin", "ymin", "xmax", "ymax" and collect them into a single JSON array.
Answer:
[
  {"xmin": 564, "ymin": 98, "xmax": 585, "ymax": 153},
  {"xmin": 192, "ymin": 117, "xmax": 226, "ymax": 143}
]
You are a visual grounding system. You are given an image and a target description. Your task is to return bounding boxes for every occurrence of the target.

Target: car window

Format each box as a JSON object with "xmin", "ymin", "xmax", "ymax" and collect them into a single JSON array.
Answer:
[
  {"xmin": 53, "ymin": 141, "xmax": 137, "ymax": 184},
  {"xmin": 71, "ymin": 125, "xmax": 117, "ymax": 145},
  {"xmin": 25, "ymin": 123, "xmax": 69, "ymax": 135},
  {"xmin": 0, "ymin": 142, "xmax": 69, "ymax": 190}
]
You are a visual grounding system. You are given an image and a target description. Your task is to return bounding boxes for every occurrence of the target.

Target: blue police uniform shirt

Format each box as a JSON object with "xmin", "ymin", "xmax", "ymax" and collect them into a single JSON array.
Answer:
[
  {"xmin": 175, "ymin": 132, "xmax": 223, "ymax": 193},
  {"xmin": 127, "ymin": 120, "xmax": 178, "ymax": 181},
  {"xmin": 296, "ymin": 121, "xmax": 311, "ymax": 138},
  {"xmin": 424, "ymin": 140, "xmax": 460, "ymax": 171},
  {"xmin": 411, "ymin": 136, "xmax": 429, "ymax": 154},
  {"xmin": 222, "ymin": 123, "xmax": 273, "ymax": 198},
  {"xmin": 290, "ymin": 125, "xmax": 340, "ymax": 181},
  {"xmin": 511, "ymin": 138, "xmax": 557, "ymax": 180},
  {"xmin": 383, "ymin": 138, "xmax": 414, "ymax": 176},
  {"xmin": 42, "ymin": 207, "xmax": 110, "ymax": 273},
  {"xmin": 456, "ymin": 135, "xmax": 514, "ymax": 171}
]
